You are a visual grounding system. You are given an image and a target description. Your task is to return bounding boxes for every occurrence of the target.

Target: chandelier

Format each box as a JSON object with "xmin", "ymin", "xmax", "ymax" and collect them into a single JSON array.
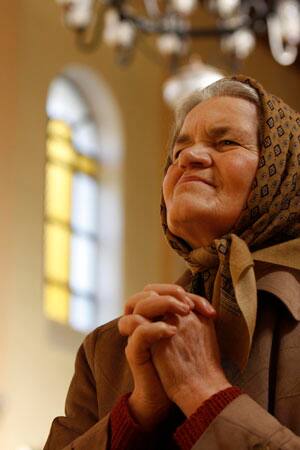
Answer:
[{"xmin": 55, "ymin": 0, "xmax": 300, "ymax": 106}]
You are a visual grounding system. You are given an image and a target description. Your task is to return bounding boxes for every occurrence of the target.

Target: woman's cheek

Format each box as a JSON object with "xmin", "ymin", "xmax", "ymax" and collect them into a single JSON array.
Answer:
[
  {"xmin": 224, "ymin": 151, "xmax": 258, "ymax": 191},
  {"xmin": 163, "ymin": 166, "xmax": 178, "ymax": 203}
]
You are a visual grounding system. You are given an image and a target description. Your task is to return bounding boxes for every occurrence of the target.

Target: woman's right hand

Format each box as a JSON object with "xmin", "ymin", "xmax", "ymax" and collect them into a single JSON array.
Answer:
[{"xmin": 117, "ymin": 284, "xmax": 215, "ymax": 430}]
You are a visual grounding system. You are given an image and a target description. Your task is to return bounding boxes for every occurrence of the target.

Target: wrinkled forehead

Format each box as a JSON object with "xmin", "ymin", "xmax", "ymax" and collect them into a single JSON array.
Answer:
[
  {"xmin": 183, "ymin": 95, "xmax": 258, "ymax": 121},
  {"xmin": 181, "ymin": 98, "xmax": 258, "ymax": 134},
  {"xmin": 167, "ymin": 96, "xmax": 261, "ymax": 161}
]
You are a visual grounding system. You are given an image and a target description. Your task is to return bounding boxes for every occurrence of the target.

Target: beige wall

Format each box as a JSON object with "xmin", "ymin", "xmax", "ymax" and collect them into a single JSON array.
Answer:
[
  {"xmin": 1, "ymin": 0, "xmax": 166, "ymax": 448},
  {"xmin": 0, "ymin": 1, "xmax": 299, "ymax": 448}
]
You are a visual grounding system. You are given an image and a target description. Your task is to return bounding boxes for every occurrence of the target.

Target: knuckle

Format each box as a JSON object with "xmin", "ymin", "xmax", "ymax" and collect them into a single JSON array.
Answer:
[
  {"xmin": 134, "ymin": 300, "xmax": 148, "ymax": 314},
  {"xmin": 174, "ymin": 285, "xmax": 185, "ymax": 294},
  {"xmin": 148, "ymin": 290, "xmax": 158, "ymax": 297},
  {"xmin": 124, "ymin": 305, "xmax": 131, "ymax": 315},
  {"xmin": 125, "ymin": 344, "xmax": 132, "ymax": 359},
  {"xmin": 168, "ymin": 295, "xmax": 181, "ymax": 306},
  {"xmin": 143, "ymin": 284, "xmax": 153, "ymax": 291},
  {"xmin": 117, "ymin": 316, "xmax": 125, "ymax": 330},
  {"xmin": 135, "ymin": 322, "xmax": 148, "ymax": 336}
]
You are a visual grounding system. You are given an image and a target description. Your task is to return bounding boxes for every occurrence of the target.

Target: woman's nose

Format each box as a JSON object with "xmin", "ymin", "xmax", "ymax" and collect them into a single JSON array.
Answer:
[{"xmin": 178, "ymin": 146, "xmax": 213, "ymax": 169}]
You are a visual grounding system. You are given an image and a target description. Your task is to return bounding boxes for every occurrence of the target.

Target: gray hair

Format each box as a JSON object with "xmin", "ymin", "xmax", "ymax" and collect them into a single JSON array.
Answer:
[{"xmin": 168, "ymin": 78, "xmax": 263, "ymax": 158}]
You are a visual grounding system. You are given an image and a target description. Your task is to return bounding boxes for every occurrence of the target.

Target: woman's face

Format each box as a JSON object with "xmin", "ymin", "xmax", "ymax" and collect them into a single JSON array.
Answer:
[{"xmin": 163, "ymin": 96, "xmax": 260, "ymax": 248}]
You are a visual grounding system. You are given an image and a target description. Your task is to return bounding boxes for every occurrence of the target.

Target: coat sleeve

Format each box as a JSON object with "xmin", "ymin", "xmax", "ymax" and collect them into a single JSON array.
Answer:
[
  {"xmin": 43, "ymin": 331, "xmax": 110, "ymax": 450},
  {"xmin": 191, "ymin": 394, "xmax": 300, "ymax": 450}
]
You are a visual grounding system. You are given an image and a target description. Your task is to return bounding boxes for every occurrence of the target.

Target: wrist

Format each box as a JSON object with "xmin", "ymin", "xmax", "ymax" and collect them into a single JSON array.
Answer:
[
  {"xmin": 173, "ymin": 381, "xmax": 233, "ymax": 417},
  {"xmin": 128, "ymin": 391, "xmax": 171, "ymax": 431}
]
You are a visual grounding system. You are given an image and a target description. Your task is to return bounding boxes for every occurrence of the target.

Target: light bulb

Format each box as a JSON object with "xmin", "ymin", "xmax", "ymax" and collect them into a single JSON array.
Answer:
[
  {"xmin": 163, "ymin": 59, "xmax": 224, "ymax": 108},
  {"xmin": 267, "ymin": 13, "xmax": 298, "ymax": 65},
  {"xmin": 118, "ymin": 22, "xmax": 136, "ymax": 47},
  {"xmin": 59, "ymin": 0, "xmax": 93, "ymax": 29},
  {"xmin": 103, "ymin": 9, "xmax": 135, "ymax": 47},
  {"xmin": 222, "ymin": 28, "xmax": 256, "ymax": 59},
  {"xmin": 277, "ymin": 0, "xmax": 300, "ymax": 46},
  {"xmin": 102, "ymin": 9, "xmax": 119, "ymax": 46},
  {"xmin": 157, "ymin": 34, "xmax": 185, "ymax": 55},
  {"xmin": 217, "ymin": 0, "xmax": 240, "ymax": 17},
  {"xmin": 171, "ymin": 0, "xmax": 198, "ymax": 15}
]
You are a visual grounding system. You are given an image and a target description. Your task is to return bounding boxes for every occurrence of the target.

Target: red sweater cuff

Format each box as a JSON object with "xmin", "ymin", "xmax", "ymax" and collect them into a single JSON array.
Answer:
[
  {"xmin": 174, "ymin": 386, "xmax": 242, "ymax": 450},
  {"xmin": 110, "ymin": 393, "xmax": 151, "ymax": 450}
]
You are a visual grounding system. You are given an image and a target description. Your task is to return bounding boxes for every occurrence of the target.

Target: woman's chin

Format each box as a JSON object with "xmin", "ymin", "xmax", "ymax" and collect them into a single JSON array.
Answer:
[{"xmin": 168, "ymin": 195, "xmax": 214, "ymax": 222}]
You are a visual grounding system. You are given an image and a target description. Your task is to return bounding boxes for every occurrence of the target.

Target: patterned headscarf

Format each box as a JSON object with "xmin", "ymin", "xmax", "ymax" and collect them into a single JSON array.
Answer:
[{"xmin": 160, "ymin": 74, "xmax": 300, "ymax": 371}]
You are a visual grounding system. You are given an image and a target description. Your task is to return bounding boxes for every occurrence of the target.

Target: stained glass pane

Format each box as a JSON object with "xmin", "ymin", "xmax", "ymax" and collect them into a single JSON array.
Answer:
[
  {"xmin": 97, "ymin": 243, "xmax": 122, "ymax": 325},
  {"xmin": 69, "ymin": 295, "xmax": 96, "ymax": 332},
  {"xmin": 44, "ymin": 284, "xmax": 69, "ymax": 324},
  {"xmin": 47, "ymin": 136, "xmax": 77, "ymax": 167},
  {"xmin": 70, "ymin": 234, "xmax": 98, "ymax": 295},
  {"xmin": 98, "ymin": 184, "xmax": 123, "ymax": 242},
  {"xmin": 71, "ymin": 173, "xmax": 99, "ymax": 236},
  {"xmin": 72, "ymin": 120, "xmax": 100, "ymax": 159},
  {"xmin": 47, "ymin": 120, "xmax": 72, "ymax": 142},
  {"xmin": 45, "ymin": 163, "xmax": 72, "ymax": 223},
  {"xmin": 76, "ymin": 154, "xmax": 98, "ymax": 177},
  {"xmin": 45, "ymin": 223, "xmax": 70, "ymax": 283},
  {"xmin": 46, "ymin": 76, "xmax": 88, "ymax": 125}
]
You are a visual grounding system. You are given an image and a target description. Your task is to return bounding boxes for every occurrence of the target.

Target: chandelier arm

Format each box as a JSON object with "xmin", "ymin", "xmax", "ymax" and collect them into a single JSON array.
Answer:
[
  {"xmin": 118, "ymin": 9, "xmax": 267, "ymax": 37},
  {"xmin": 75, "ymin": 3, "xmax": 105, "ymax": 52},
  {"xmin": 54, "ymin": 0, "xmax": 300, "ymax": 67}
]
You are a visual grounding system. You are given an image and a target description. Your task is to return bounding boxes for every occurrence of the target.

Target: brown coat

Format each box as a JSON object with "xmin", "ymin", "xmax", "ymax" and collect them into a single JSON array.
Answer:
[{"xmin": 44, "ymin": 263, "xmax": 300, "ymax": 450}]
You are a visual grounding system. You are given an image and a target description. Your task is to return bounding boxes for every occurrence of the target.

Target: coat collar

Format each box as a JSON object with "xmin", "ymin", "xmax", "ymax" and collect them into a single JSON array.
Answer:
[
  {"xmin": 254, "ymin": 261, "xmax": 300, "ymax": 321},
  {"xmin": 176, "ymin": 262, "xmax": 300, "ymax": 321}
]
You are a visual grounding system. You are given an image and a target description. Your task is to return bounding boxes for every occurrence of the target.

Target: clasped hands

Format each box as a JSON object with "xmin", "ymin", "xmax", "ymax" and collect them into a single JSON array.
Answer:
[{"xmin": 118, "ymin": 284, "xmax": 231, "ymax": 430}]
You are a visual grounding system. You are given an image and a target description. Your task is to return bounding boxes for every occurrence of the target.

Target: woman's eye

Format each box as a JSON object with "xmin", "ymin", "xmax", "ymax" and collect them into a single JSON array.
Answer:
[
  {"xmin": 220, "ymin": 139, "xmax": 238, "ymax": 147},
  {"xmin": 173, "ymin": 149, "xmax": 182, "ymax": 160}
]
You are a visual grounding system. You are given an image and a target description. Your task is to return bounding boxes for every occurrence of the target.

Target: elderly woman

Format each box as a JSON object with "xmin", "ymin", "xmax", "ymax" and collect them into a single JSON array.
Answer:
[{"xmin": 44, "ymin": 75, "xmax": 300, "ymax": 450}]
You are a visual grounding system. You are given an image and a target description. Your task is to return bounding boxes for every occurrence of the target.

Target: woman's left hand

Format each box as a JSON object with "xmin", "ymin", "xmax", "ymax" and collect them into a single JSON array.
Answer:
[{"xmin": 151, "ymin": 310, "xmax": 232, "ymax": 417}]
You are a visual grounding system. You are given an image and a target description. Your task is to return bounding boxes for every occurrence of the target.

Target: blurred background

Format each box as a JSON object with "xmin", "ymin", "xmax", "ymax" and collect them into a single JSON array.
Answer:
[{"xmin": 0, "ymin": 0, "xmax": 300, "ymax": 448}]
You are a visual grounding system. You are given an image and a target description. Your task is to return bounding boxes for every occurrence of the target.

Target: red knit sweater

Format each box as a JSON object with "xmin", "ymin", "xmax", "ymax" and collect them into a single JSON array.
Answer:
[{"xmin": 110, "ymin": 386, "xmax": 242, "ymax": 449}]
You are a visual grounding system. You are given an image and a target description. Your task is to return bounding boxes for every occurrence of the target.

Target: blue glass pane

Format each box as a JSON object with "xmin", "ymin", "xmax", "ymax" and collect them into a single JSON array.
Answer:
[
  {"xmin": 69, "ymin": 295, "xmax": 96, "ymax": 332},
  {"xmin": 72, "ymin": 120, "xmax": 100, "ymax": 159},
  {"xmin": 98, "ymin": 185, "xmax": 122, "ymax": 242},
  {"xmin": 70, "ymin": 234, "xmax": 98, "ymax": 295},
  {"xmin": 71, "ymin": 173, "xmax": 99, "ymax": 236},
  {"xmin": 96, "ymin": 243, "xmax": 122, "ymax": 325}
]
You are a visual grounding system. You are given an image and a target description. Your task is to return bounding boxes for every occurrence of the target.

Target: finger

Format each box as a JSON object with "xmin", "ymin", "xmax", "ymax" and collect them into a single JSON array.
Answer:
[
  {"xmin": 134, "ymin": 295, "xmax": 190, "ymax": 318},
  {"xmin": 186, "ymin": 293, "xmax": 216, "ymax": 317},
  {"xmin": 124, "ymin": 290, "xmax": 159, "ymax": 315},
  {"xmin": 143, "ymin": 283, "xmax": 194, "ymax": 308},
  {"xmin": 126, "ymin": 322, "xmax": 177, "ymax": 365},
  {"xmin": 118, "ymin": 314, "xmax": 149, "ymax": 336}
]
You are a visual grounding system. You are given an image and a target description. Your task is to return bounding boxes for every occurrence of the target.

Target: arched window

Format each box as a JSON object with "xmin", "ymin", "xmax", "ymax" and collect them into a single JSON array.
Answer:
[{"xmin": 44, "ymin": 68, "xmax": 123, "ymax": 333}]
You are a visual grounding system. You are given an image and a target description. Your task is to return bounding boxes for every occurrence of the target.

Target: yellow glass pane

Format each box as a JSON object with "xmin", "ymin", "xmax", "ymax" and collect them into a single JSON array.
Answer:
[
  {"xmin": 45, "ymin": 163, "xmax": 72, "ymax": 223},
  {"xmin": 47, "ymin": 120, "xmax": 72, "ymax": 141},
  {"xmin": 76, "ymin": 154, "xmax": 99, "ymax": 177},
  {"xmin": 44, "ymin": 284, "xmax": 69, "ymax": 324},
  {"xmin": 47, "ymin": 137, "xmax": 77, "ymax": 166},
  {"xmin": 44, "ymin": 223, "xmax": 70, "ymax": 283}
]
